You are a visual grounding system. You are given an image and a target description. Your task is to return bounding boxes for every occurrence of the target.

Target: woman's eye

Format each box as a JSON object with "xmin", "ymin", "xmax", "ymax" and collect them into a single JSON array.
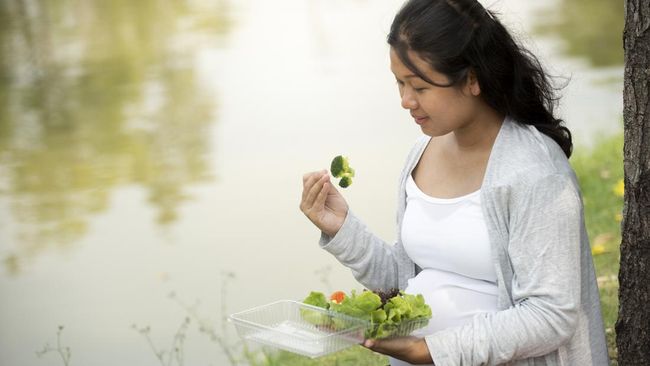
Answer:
[{"xmin": 414, "ymin": 87, "xmax": 427, "ymax": 92}]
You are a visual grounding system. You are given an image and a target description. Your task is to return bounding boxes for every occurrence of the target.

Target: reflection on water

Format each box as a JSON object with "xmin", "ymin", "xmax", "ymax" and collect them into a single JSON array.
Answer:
[
  {"xmin": 0, "ymin": 0, "xmax": 231, "ymax": 274},
  {"xmin": 534, "ymin": 0, "xmax": 624, "ymax": 67}
]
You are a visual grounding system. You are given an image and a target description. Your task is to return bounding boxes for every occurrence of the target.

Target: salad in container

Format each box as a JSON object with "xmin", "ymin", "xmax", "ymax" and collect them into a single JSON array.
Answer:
[{"xmin": 229, "ymin": 288, "xmax": 432, "ymax": 358}]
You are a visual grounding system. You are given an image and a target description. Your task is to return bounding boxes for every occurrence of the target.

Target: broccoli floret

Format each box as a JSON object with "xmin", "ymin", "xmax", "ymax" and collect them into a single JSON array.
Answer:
[
  {"xmin": 330, "ymin": 155, "xmax": 355, "ymax": 188},
  {"xmin": 339, "ymin": 175, "xmax": 353, "ymax": 188},
  {"xmin": 330, "ymin": 155, "xmax": 350, "ymax": 178}
]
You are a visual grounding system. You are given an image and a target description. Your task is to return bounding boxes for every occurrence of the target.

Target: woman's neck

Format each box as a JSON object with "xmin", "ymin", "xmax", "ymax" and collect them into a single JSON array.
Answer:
[{"xmin": 447, "ymin": 108, "xmax": 505, "ymax": 154}]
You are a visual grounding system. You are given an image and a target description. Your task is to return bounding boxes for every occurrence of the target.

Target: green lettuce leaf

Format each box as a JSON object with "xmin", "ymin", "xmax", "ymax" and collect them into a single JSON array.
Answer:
[{"xmin": 300, "ymin": 291, "xmax": 330, "ymax": 326}]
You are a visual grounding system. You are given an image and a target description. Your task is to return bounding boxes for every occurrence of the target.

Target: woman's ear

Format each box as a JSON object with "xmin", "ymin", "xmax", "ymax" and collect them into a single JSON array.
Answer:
[{"xmin": 466, "ymin": 69, "xmax": 481, "ymax": 96}]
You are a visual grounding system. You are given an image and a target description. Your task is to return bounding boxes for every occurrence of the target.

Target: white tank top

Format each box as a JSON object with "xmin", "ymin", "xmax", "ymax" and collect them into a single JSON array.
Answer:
[{"xmin": 390, "ymin": 175, "xmax": 498, "ymax": 366}]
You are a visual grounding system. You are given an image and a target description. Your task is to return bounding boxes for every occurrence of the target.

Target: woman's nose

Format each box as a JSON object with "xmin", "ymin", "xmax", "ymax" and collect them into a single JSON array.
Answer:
[{"xmin": 400, "ymin": 90, "xmax": 418, "ymax": 110}]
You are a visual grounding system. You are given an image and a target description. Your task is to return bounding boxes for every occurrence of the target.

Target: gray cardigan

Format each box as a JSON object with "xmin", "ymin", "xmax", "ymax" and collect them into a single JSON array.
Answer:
[{"xmin": 319, "ymin": 117, "xmax": 609, "ymax": 365}]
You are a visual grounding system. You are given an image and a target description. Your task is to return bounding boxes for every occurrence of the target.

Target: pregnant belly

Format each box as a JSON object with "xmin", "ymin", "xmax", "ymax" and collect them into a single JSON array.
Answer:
[{"xmin": 405, "ymin": 268, "xmax": 499, "ymax": 337}]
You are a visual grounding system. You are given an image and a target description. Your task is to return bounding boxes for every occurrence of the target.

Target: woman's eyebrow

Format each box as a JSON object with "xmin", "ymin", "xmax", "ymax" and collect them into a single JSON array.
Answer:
[{"xmin": 394, "ymin": 74, "xmax": 420, "ymax": 80}]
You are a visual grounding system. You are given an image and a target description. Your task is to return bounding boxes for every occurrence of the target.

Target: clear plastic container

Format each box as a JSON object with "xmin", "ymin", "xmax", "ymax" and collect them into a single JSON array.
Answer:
[
  {"xmin": 229, "ymin": 300, "xmax": 431, "ymax": 358},
  {"xmin": 228, "ymin": 300, "xmax": 367, "ymax": 358}
]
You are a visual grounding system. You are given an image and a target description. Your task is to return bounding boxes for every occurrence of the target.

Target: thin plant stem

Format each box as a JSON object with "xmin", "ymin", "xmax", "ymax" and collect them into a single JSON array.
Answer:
[{"xmin": 36, "ymin": 326, "xmax": 71, "ymax": 366}]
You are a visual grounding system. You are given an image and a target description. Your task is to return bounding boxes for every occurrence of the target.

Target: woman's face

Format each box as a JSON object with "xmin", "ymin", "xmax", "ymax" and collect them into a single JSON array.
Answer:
[{"xmin": 389, "ymin": 48, "xmax": 481, "ymax": 137}]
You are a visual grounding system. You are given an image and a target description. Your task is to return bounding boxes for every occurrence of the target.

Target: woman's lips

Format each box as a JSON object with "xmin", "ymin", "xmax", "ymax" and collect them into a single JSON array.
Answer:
[{"xmin": 413, "ymin": 116, "xmax": 429, "ymax": 125}]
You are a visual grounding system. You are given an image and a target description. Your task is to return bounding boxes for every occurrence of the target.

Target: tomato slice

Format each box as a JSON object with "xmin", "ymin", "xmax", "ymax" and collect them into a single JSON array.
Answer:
[{"xmin": 330, "ymin": 291, "xmax": 346, "ymax": 304}]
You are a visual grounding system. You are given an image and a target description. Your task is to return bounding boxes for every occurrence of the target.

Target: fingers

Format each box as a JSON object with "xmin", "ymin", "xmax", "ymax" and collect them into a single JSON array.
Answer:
[
  {"xmin": 302, "ymin": 170, "xmax": 325, "ymax": 200},
  {"xmin": 363, "ymin": 338, "xmax": 404, "ymax": 358},
  {"xmin": 302, "ymin": 169, "xmax": 328, "ymax": 186},
  {"xmin": 302, "ymin": 169, "xmax": 327, "ymax": 186},
  {"xmin": 313, "ymin": 178, "xmax": 329, "ymax": 210},
  {"xmin": 362, "ymin": 337, "xmax": 431, "ymax": 364},
  {"xmin": 363, "ymin": 339, "xmax": 376, "ymax": 348},
  {"xmin": 301, "ymin": 170, "xmax": 328, "ymax": 209},
  {"xmin": 303, "ymin": 174, "xmax": 328, "ymax": 213},
  {"xmin": 363, "ymin": 338, "xmax": 392, "ymax": 353}
]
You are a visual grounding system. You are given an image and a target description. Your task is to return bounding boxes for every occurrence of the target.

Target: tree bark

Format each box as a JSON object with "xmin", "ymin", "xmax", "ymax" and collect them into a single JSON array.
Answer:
[{"xmin": 616, "ymin": 1, "xmax": 650, "ymax": 365}]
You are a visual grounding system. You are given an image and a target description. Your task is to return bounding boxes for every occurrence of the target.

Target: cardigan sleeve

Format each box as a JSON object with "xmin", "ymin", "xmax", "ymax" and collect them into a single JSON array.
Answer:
[
  {"xmin": 425, "ymin": 173, "xmax": 583, "ymax": 365},
  {"xmin": 319, "ymin": 210, "xmax": 402, "ymax": 291}
]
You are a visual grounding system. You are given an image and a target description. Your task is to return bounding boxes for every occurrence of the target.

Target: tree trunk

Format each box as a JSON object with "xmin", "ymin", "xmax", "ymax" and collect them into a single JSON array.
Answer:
[{"xmin": 616, "ymin": 1, "xmax": 650, "ymax": 365}]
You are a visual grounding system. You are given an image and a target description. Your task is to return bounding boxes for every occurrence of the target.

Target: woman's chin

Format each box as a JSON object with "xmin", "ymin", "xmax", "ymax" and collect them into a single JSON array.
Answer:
[{"xmin": 419, "ymin": 126, "xmax": 448, "ymax": 137}]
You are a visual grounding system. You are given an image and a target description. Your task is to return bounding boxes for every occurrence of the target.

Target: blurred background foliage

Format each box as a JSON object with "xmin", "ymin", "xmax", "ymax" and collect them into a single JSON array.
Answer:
[
  {"xmin": 0, "ymin": 0, "xmax": 231, "ymax": 274},
  {"xmin": 534, "ymin": 0, "xmax": 624, "ymax": 67}
]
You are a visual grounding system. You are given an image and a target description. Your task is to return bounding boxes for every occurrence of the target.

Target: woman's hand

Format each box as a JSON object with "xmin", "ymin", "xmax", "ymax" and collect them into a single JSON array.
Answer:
[
  {"xmin": 363, "ymin": 336, "xmax": 434, "ymax": 364},
  {"xmin": 300, "ymin": 170, "xmax": 349, "ymax": 237}
]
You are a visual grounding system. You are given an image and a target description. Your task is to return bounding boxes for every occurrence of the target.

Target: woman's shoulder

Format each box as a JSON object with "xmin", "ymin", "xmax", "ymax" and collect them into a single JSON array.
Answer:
[
  {"xmin": 411, "ymin": 134, "xmax": 431, "ymax": 153},
  {"xmin": 403, "ymin": 134, "xmax": 431, "ymax": 167},
  {"xmin": 485, "ymin": 117, "xmax": 576, "ymax": 187}
]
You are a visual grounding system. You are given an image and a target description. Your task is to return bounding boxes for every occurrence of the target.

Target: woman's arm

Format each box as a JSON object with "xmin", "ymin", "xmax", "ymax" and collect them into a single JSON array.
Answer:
[
  {"xmin": 300, "ymin": 169, "xmax": 410, "ymax": 290},
  {"xmin": 319, "ymin": 209, "xmax": 405, "ymax": 291},
  {"xmin": 307, "ymin": 136, "xmax": 427, "ymax": 291}
]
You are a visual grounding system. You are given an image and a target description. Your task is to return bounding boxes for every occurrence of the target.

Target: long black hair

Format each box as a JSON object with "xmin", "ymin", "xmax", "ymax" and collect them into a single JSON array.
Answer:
[{"xmin": 388, "ymin": 0, "xmax": 573, "ymax": 157}]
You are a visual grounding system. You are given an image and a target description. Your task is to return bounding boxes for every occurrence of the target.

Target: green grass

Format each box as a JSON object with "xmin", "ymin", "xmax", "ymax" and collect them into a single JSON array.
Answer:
[
  {"xmin": 242, "ymin": 345, "xmax": 388, "ymax": 366},
  {"xmin": 571, "ymin": 131, "xmax": 624, "ymax": 363}
]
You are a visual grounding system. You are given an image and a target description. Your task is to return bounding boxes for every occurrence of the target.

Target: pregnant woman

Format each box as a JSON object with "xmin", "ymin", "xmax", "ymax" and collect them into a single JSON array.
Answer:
[{"xmin": 300, "ymin": 0, "xmax": 609, "ymax": 365}]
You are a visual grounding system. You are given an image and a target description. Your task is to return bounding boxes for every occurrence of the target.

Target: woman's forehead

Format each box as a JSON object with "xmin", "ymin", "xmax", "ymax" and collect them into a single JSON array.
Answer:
[{"xmin": 389, "ymin": 48, "xmax": 439, "ymax": 79}]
